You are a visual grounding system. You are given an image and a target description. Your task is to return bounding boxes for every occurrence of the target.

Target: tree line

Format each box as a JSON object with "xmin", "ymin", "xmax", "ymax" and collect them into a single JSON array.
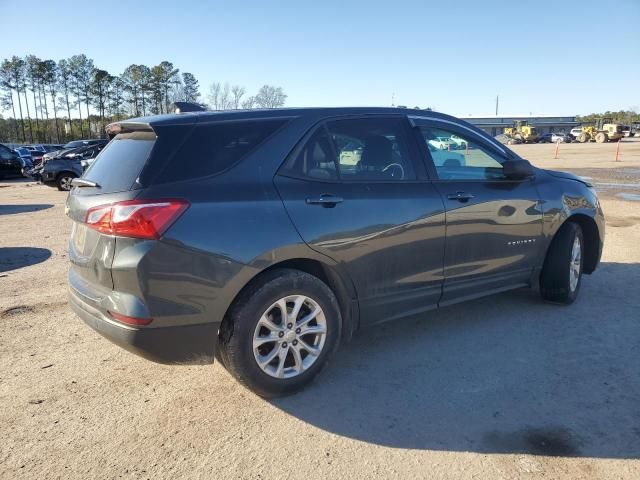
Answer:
[
  {"xmin": 0, "ymin": 54, "xmax": 288, "ymax": 144},
  {"xmin": 576, "ymin": 110, "xmax": 640, "ymax": 126}
]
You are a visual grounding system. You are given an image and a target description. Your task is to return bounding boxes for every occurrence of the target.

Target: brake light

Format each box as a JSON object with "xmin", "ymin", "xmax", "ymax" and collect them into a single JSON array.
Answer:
[
  {"xmin": 109, "ymin": 311, "xmax": 153, "ymax": 326},
  {"xmin": 85, "ymin": 199, "xmax": 189, "ymax": 239}
]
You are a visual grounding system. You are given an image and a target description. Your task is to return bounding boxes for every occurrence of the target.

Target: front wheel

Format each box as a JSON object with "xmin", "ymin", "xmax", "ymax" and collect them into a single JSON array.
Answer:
[
  {"xmin": 540, "ymin": 222, "xmax": 584, "ymax": 304},
  {"xmin": 219, "ymin": 269, "xmax": 341, "ymax": 397}
]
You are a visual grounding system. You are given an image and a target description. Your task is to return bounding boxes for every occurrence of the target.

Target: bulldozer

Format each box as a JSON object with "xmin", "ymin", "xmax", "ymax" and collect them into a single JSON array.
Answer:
[
  {"xmin": 503, "ymin": 120, "xmax": 539, "ymax": 143},
  {"xmin": 576, "ymin": 118, "xmax": 624, "ymax": 143}
]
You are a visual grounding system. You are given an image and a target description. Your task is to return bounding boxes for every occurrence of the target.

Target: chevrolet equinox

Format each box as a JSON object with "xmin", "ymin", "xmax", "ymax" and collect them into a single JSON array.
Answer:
[{"xmin": 67, "ymin": 107, "xmax": 604, "ymax": 397}]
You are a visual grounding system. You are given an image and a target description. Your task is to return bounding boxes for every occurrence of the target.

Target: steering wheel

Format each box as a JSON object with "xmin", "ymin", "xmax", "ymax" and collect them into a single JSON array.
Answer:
[{"xmin": 382, "ymin": 163, "xmax": 405, "ymax": 179}]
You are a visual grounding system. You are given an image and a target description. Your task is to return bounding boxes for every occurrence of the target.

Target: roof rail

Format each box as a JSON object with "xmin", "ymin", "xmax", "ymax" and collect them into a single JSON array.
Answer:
[{"xmin": 171, "ymin": 102, "xmax": 207, "ymax": 113}]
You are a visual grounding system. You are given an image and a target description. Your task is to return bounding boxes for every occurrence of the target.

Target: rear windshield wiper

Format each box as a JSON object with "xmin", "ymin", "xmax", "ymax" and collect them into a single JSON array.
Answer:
[{"xmin": 70, "ymin": 178, "xmax": 100, "ymax": 188}]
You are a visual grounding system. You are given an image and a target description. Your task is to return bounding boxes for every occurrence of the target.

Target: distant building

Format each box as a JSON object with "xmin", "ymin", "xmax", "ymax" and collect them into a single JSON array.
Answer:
[{"xmin": 461, "ymin": 115, "xmax": 578, "ymax": 136}]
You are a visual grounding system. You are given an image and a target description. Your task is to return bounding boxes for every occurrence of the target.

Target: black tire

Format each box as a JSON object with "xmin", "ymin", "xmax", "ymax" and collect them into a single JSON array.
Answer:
[
  {"xmin": 56, "ymin": 172, "xmax": 76, "ymax": 191},
  {"xmin": 219, "ymin": 269, "xmax": 341, "ymax": 397},
  {"xmin": 540, "ymin": 222, "xmax": 584, "ymax": 304},
  {"xmin": 595, "ymin": 132, "xmax": 607, "ymax": 143}
]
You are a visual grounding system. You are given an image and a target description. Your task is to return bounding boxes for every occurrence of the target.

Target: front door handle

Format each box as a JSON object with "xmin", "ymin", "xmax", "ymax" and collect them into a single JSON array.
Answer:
[
  {"xmin": 447, "ymin": 191, "xmax": 475, "ymax": 201},
  {"xmin": 306, "ymin": 194, "xmax": 344, "ymax": 208}
]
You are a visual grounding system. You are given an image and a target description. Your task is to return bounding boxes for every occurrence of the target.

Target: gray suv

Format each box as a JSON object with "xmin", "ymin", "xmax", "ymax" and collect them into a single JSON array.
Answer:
[{"xmin": 67, "ymin": 107, "xmax": 604, "ymax": 397}]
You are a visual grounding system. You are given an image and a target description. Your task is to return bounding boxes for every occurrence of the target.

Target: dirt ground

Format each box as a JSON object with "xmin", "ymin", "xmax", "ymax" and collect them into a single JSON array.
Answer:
[{"xmin": 1, "ymin": 138, "xmax": 639, "ymax": 480}]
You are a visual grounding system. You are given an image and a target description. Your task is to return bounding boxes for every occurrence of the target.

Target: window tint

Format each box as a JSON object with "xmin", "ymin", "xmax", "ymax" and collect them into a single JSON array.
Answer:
[
  {"xmin": 153, "ymin": 120, "xmax": 287, "ymax": 184},
  {"xmin": 420, "ymin": 126, "xmax": 506, "ymax": 180},
  {"xmin": 282, "ymin": 117, "xmax": 416, "ymax": 182},
  {"xmin": 286, "ymin": 126, "xmax": 338, "ymax": 180},
  {"xmin": 83, "ymin": 132, "xmax": 155, "ymax": 193}
]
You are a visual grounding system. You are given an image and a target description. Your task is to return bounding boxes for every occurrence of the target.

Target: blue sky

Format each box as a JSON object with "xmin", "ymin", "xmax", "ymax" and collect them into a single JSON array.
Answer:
[{"xmin": 1, "ymin": 0, "xmax": 639, "ymax": 116}]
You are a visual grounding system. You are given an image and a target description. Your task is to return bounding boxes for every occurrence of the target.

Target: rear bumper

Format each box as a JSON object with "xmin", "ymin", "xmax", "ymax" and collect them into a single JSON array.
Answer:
[{"xmin": 69, "ymin": 288, "xmax": 219, "ymax": 365}]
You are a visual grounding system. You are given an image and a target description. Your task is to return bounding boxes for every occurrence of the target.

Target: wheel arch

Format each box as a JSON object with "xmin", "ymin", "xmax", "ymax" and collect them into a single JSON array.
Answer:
[
  {"xmin": 55, "ymin": 170, "xmax": 78, "ymax": 181},
  {"xmin": 555, "ymin": 214, "xmax": 601, "ymax": 274},
  {"xmin": 221, "ymin": 257, "xmax": 359, "ymax": 342}
]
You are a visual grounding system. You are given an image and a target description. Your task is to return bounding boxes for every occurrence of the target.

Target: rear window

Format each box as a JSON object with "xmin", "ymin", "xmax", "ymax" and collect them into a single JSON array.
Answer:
[
  {"xmin": 150, "ymin": 119, "xmax": 287, "ymax": 184},
  {"xmin": 83, "ymin": 132, "xmax": 155, "ymax": 192}
]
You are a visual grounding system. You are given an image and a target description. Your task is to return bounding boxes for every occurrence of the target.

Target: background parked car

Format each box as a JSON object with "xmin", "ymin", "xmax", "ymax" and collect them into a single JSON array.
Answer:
[
  {"xmin": 24, "ymin": 144, "xmax": 64, "ymax": 166},
  {"xmin": 14, "ymin": 146, "xmax": 32, "ymax": 163},
  {"xmin": 449, "ymin": 134, "xmax": 468, "ymax": 149},
  {"xmin": 24, "ymin": 145, "xmax": 46, "ymax": 165},
  {"xmin": 40, "ymin": 139, "xmax": 108, "ymax": 164},
  {"xmin": 539, "ymin": 133, "xmax": 571, "ymax": 143},
  {"xmin": 428, "ymin": 136, "xmax": 457, "ymax": 150},
  {"xmin": 570, "ymin": 127, "xmax": 583, "ymax": 138},
  {"xmin": 63, "ymin": 139, "xmax": 108, "ymax": 149},
  {"xmin": 38, "ymin": 144, "xmax": 106, "ymax": 190},
  {"xmin": 0, "ymin": 143, "xmax": 24, "ymax": 178},
  {"xmin": 45, "ymin": 144, "xmax": 64, "ymax": 152}
]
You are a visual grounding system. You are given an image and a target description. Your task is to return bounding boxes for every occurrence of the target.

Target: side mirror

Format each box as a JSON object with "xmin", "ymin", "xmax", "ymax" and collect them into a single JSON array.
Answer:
[{"xmin": 503, "ymin": 159, "xmax": 534, "ymax": 180}]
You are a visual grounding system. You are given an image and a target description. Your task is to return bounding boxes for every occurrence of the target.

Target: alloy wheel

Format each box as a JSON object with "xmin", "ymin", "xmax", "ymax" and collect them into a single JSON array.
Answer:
[
  {"xmin": 252, "ymin": 295, "xmax": 327, "ymax": 379},
  {"xmin": 569, "ymin": 236, "xmax": 582, "ymax": 292},
  {"xmin": 60, "ymin": 176, "xmax": 73, "ymax": 191}
]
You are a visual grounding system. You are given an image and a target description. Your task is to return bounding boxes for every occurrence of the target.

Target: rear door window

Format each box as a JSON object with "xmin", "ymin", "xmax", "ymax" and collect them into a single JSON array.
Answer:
[
  {"xmin": 281, "ymin": 117, "xmax": 417, "ymax": 182},
  {"xmin": 83, "ymin": 132, "xmax": 155, "ymax": 193},
  {"xmin": 328, "ymin": 117, "xmax": 416, "ymax": 181},
  {"xmin": 283, "ymin": 126, "xmax": 338, "ymax": 181}
]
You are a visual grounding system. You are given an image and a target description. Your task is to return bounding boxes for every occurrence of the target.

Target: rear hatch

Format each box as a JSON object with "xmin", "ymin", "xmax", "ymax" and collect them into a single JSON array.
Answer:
[{"xmin": 67, "ymin": 128, "xmax": 157, "ymax": 295}]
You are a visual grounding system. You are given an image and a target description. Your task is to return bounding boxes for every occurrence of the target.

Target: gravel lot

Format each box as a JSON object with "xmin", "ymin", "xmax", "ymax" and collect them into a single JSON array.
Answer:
[{"xmin": 1, "ymin": 139, "xmax": 639, "ymax": 479}]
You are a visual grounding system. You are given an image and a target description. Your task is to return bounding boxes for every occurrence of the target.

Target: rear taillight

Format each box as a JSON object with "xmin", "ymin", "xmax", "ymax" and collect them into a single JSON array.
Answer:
[
  {"xmin": 85, "ymin": 199, "xmax": 189, "ymax": 240},
  {"xmin": 109, "ymin": 311, "xmax": 153, "ymax": 326}
]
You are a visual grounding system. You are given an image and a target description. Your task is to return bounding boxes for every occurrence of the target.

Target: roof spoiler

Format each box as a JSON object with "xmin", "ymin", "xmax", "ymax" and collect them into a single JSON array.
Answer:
[
  {"xmin": 171, "ymin": 102, "xmax": 207, "ymax": 113},
  {"xmin": 105, "ymin": 121, "xmax": 154, "ymax": 139}
]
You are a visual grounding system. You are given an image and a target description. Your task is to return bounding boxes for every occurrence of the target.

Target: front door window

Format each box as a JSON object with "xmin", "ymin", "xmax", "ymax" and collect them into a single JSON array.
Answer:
[{"xmin": 419, "ymin": 126, "xmax": 507, "ymax": 181}]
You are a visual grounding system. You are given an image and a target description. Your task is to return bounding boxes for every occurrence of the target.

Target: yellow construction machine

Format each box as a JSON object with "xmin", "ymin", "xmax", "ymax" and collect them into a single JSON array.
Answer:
[
  {"xmin": 576, "ymin": 118, "xmax": 624, "ymax": 143},
  {"xmin": 504, "ymin": 120, "xmax": 539, "ymax": 143}
]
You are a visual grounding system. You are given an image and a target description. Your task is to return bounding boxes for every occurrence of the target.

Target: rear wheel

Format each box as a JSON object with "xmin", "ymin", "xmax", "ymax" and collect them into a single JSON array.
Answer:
[
  {"xmin": 540, "ymin": 222, "xmax": 584, "ymax": 304},
  {"xmin": 56, "ymin": 172, "xmax": 76, "ymax": 191},
  {"xmin": 219, "ymin": 269, "xmax": 341, "ymax": 397}
]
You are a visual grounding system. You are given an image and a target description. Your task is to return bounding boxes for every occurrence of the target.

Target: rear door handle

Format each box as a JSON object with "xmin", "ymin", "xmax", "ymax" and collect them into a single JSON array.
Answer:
[
  {"xmin": 305, "ymin": 194, "xmax": 344, "ymax": 207},
  {"xmin": 447, "ymin": 191, "xmax": 475, "ymax": 201}
]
